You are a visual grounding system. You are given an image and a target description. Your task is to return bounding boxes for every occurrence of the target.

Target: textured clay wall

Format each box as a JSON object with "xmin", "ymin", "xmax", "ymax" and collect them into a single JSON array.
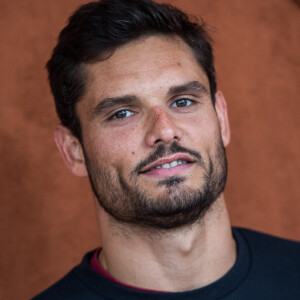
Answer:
[{"xmin": 0, "ymin": 0, "xmax": 299, "ymax": 299}]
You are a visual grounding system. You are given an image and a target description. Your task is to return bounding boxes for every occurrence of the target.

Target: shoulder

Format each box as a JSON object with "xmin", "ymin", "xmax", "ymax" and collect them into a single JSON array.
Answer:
[
  {"xmin": 232, "ymin": 227, "xmax": 300, "ymax": 298},
  {"xmin": 31, "ymin": 251, "xmax": 103, "ymax": 300},
  {"xmin": 234, "ymin": 227, "xmax": 300, "ymax": 276},
  {"xmin": 235, "ymin": 227, "xmax": 300, "ymax": 254},
  {"xmin": 32, "ymin": 269, "xmax": 82, "ymax": 300}
]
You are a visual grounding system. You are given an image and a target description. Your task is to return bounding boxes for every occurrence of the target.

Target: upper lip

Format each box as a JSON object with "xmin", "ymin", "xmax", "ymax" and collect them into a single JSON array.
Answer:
[{"xmin": 139, "ymin": 153, "xmax": 195, "ymax": 173}]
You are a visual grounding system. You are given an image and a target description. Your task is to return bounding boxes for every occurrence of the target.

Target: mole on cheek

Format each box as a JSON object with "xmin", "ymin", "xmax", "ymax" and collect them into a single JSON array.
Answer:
[{"xmin": 131, "ymin": 151, "xmax": 135, "ymax": 155}]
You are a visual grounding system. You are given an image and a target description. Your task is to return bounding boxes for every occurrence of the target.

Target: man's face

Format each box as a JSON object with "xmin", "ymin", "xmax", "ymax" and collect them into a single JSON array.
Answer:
[{"xmin": 75, "ymin": 36, "xmax": 229, "ymax": 229}]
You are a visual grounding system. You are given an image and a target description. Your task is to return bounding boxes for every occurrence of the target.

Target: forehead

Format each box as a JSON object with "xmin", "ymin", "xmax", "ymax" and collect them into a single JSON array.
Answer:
[{"xmin": 80, "ymin": 36, "xmax": 209, "ymax": 110}]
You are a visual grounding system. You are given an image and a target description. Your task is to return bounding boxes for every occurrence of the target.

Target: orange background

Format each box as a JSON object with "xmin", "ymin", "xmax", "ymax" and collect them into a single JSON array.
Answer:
[{"xmin": 0, "ymin": 0, "xmax": 299, "ymax": 299}]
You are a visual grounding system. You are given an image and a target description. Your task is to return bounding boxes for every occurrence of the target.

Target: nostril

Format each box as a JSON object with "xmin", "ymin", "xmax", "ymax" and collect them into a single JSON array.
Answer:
[{"xmin": 154, "ymin": 135, "xmax": 178, "ymax": 145}]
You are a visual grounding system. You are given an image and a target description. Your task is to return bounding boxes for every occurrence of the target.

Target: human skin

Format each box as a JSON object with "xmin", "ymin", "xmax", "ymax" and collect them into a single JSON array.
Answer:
[{"xmin": 54, "ymin": 35, "xmax": 235, "ymax": 291}]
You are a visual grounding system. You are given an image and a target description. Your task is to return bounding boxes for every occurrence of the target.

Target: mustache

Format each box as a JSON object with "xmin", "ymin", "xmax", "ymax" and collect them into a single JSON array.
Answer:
[{"xmin": 132, "ymin": 142, "xmax": 204, "ymax": 175}]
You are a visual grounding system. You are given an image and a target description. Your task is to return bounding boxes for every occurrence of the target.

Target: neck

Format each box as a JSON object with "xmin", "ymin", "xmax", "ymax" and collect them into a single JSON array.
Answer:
[{"xmin": 96, "ymin": 195, "xmax": 236, "ymax": 292}]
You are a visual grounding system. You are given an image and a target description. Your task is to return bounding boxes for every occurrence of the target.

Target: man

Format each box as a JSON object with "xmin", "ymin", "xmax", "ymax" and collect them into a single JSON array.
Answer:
[{"xmin": 33, "ymin": 0, "xmax": 300, "ymax": 299}]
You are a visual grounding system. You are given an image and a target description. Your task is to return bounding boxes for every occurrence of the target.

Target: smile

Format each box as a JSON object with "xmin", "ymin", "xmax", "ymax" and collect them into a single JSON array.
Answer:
[
  {"xmin": 139, "ymin": 154, "xmax": 195, "ymax": 177},
  {"xmin": 149, "ymin": 160, "xmax": 188, "ymax": 171}
]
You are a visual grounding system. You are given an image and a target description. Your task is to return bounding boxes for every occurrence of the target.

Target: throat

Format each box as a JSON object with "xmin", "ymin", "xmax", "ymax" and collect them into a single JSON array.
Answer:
[{"xmin": 97, "ymin": 196, "xmax": 236, "ymax": 292}]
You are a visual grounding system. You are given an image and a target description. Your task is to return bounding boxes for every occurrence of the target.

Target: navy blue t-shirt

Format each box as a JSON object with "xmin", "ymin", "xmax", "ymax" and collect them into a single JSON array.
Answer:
[{"xmin": 32, "ymin": 228, "xmax": 300, "ymax": 299}]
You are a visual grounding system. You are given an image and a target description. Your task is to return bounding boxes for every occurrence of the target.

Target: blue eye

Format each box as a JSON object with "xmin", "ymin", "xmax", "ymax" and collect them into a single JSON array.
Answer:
[
  {"xmin": 112, "ymin": 110, "xmax": 134, "ymax": 120},
  {"xmin": 171, "ymin": 99, "xmax": 193, "ymax": 108}
]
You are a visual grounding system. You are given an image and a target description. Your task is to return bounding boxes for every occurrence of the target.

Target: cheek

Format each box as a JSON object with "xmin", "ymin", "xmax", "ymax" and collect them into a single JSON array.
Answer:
[
  {"xmin": 107, "ymin": 126, "xmax": 141, "ymax": 153},
  {"xmin": 186, "ymin": 112, "xmax": 219, "ymax": 142},
  {"xmin": 85, "ymin": 126, "xmax": 142, "ymax": 170}
]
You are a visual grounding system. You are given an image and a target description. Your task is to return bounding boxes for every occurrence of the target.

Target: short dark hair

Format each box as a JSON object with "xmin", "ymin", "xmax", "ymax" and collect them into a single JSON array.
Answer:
[{"xmin": 47, "ymin": 0, "xmax": 216, "ymax": 141}]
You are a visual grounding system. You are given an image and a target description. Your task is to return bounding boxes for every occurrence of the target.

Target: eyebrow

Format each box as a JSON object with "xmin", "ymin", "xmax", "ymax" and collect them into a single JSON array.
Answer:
[
  {"xmin": 91, "ymin": 81, "xmax": 209, "ymax": 118},
  {"xmin": 167, "ymin": 81, "xmax": 209, "ymax": 96},
  {"xmin": 91, "ymin": 95, "xmax": 139, "ymax": 118}
]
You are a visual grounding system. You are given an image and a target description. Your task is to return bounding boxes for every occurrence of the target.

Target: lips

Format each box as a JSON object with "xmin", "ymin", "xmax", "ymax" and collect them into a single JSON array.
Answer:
[{"xmin": 139, "ymin": 153, "xmax": 195, "ymax": 174}]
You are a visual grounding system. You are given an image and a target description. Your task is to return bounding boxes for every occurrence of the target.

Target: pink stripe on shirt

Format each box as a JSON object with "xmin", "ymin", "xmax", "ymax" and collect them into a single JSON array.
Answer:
[{"xmin": 90, "ymin": 248, "xmax": 169, "ymax": 293}]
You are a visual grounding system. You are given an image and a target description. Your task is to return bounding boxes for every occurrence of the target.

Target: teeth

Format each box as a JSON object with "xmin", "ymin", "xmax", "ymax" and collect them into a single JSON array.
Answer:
[
  {"xmin": 161, "ymin": 163, "xmax": 171, "ymax": 168},
  {"xmin": 170, "ymin": 161, "xmax": 178, "ymax": 167},
  {"xmin": 150, "ymin": 160, "xmax": 187, "ymax": 171}
]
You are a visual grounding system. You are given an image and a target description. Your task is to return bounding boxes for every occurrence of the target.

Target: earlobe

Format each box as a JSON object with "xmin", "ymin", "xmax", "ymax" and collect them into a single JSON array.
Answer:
[
  {"xmin": 214, "ymin": 91, "xmax": 231, "ymax": 147},
  {"xmin": 54, "ymin": 125, "xmax": 88, "ymax": 177}
]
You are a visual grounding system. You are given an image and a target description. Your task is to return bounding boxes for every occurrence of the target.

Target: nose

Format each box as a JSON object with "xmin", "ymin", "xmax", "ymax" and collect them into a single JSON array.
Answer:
[{"xmin": 144, "ymin": 106, "xmax": 183, "ymax": 147}]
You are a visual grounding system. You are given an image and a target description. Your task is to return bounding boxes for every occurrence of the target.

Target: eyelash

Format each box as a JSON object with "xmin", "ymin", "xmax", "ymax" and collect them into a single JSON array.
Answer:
[
  {"xmin": 110, "ymin": 109, "xmax": 134, "ymax": 120},
  {"xmin": 171, "ymin": 98, "xmax": 194, "ymax": 108},
  {"xmin": 108, "ymin": 98, "xmax": 195, "ymax": 121}
]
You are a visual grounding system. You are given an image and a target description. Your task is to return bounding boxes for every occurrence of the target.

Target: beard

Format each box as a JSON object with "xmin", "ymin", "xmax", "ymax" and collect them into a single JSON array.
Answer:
[{"xmin": 83, "ymin": 135, "xmax": 227, "ymax": 230}]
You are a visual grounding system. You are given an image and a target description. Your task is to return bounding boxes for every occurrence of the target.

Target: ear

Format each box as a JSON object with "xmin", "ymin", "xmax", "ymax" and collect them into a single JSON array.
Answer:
[
  {"xmin": 54, "ymin": 125, "xmax": 88, "ymax": 177},
  {"xmin": 214, "ymin": 91, "xmax": 230, "ymax": 147}
]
